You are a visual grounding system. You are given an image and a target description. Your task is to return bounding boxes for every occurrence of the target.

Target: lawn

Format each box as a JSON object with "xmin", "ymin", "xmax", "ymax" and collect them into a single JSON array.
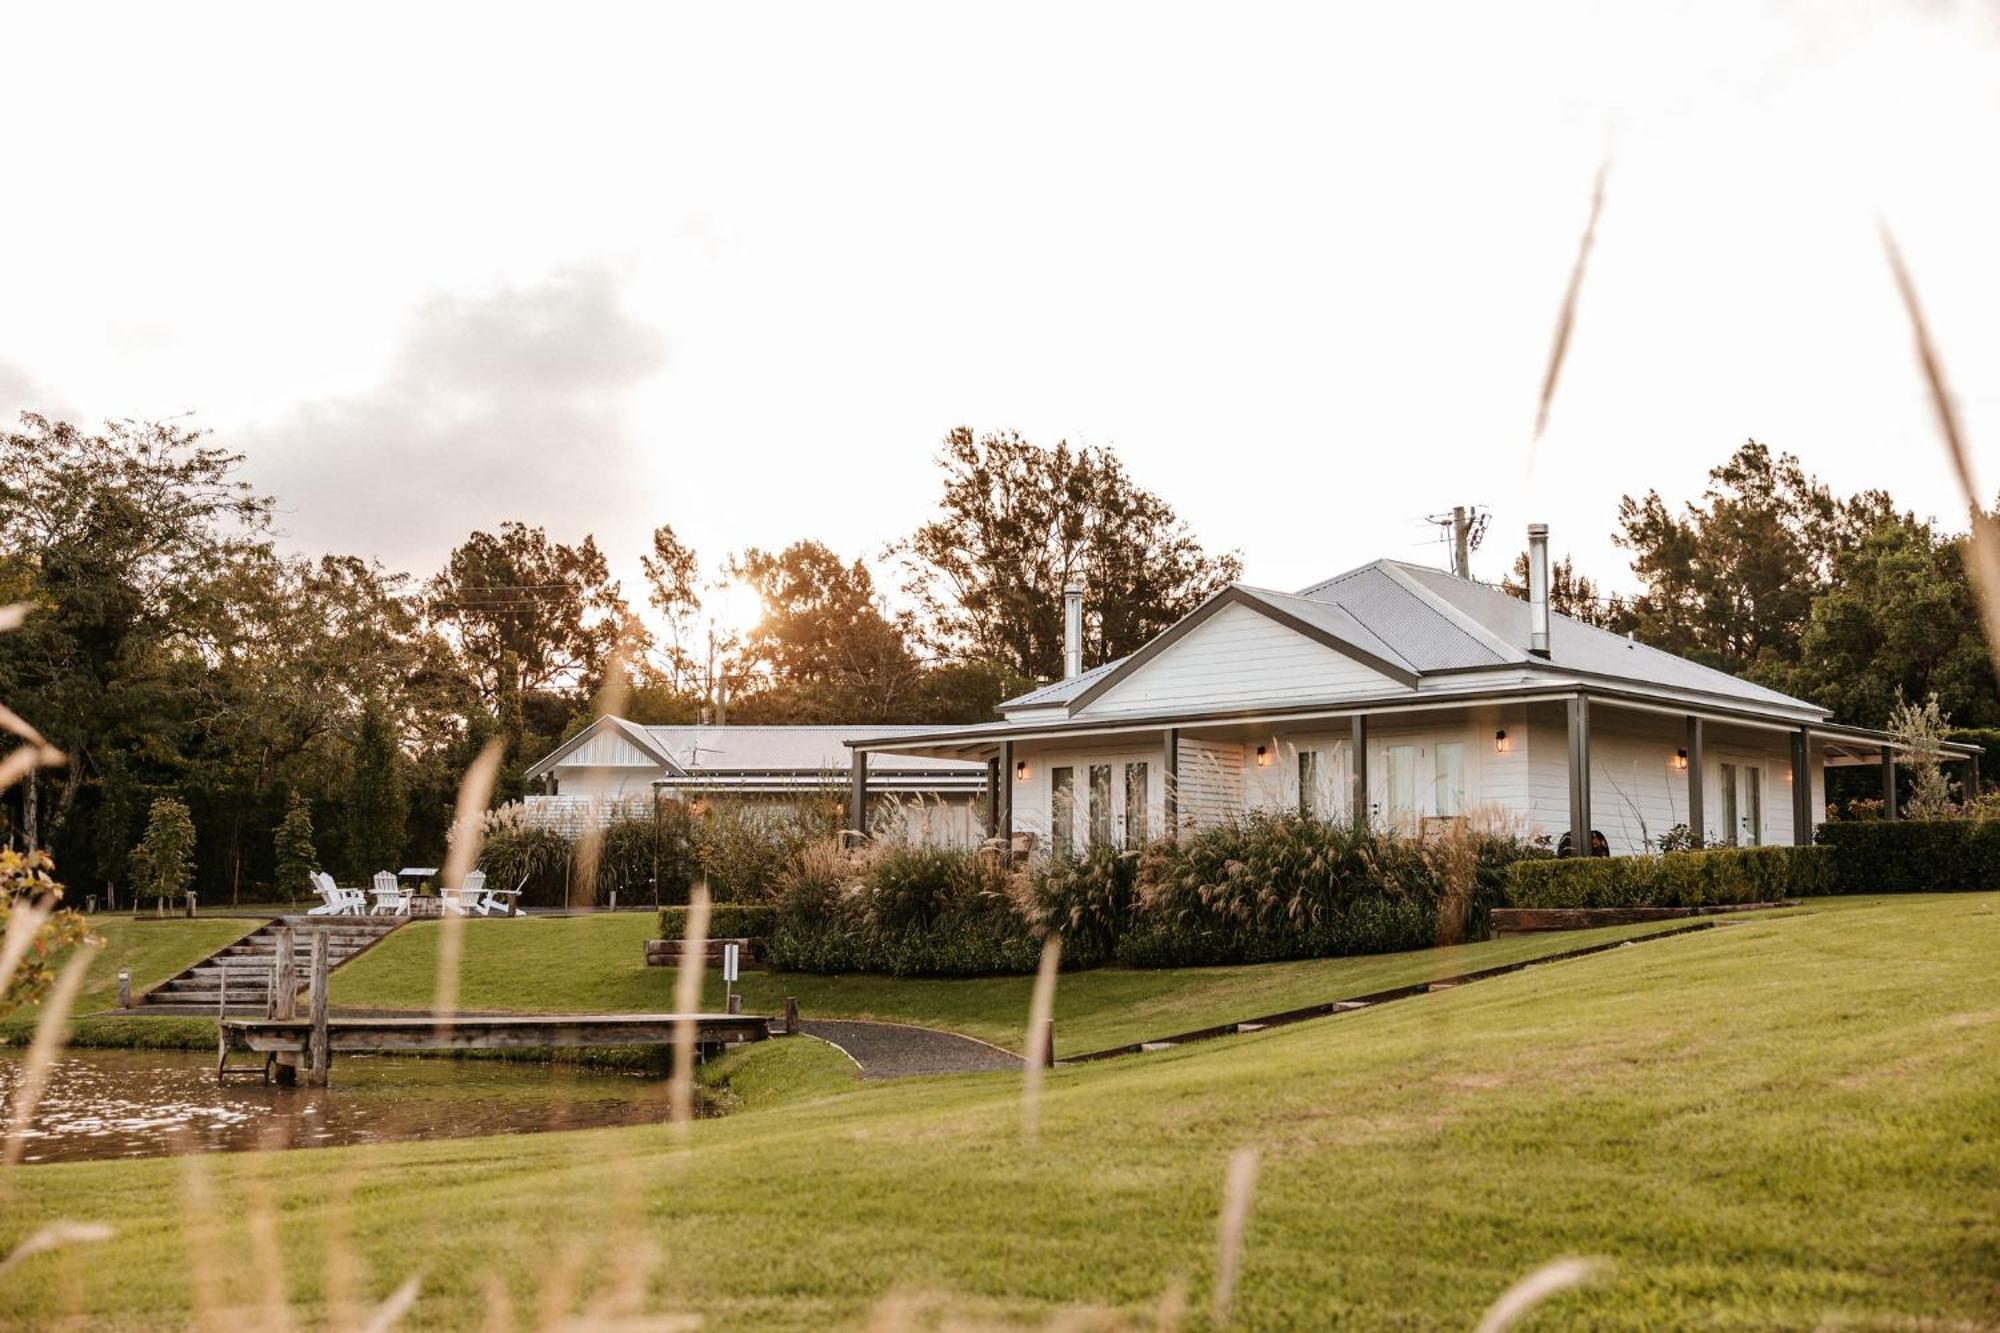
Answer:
[
  {"xmin": 331, "ymin": 909, "xmax": 1729, "ymax": 1055},
  {"xmin": 0, "ymin": 915, "xmax": 255, "ymax": 1046},
  {"xmin": 2, "ymin": 893, "xmax": 1994, "ymax": 1329}
]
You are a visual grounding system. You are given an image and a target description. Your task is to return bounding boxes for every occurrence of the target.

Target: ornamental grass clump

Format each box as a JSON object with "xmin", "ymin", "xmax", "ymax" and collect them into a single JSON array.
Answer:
[
  {"xmin": 1028, "ymin": 843, "xmax": 1138, "ymax": 968},
  {"xmin": 1117, "ymin": 811, "xmax": 1535, "ymax": 967},
  {"xmin": 765, "ymin": 838, "xmax": 1040, "ymax": 976}
]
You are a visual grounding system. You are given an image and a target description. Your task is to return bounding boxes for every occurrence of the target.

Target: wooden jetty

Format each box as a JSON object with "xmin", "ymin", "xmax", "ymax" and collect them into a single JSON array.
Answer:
[{"xmin": 219, "ymin": 1011, "xmax": 771, "ymax": 1084}]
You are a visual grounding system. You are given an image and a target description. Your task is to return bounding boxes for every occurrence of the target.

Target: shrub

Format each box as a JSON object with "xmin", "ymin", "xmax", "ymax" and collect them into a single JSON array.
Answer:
[
  {"xmin": 695, "ymin": 797, "xmax": 842, "ymax": 902},
  {"xmin": 1029, "ymin": 844, "xmax": 1138, "ymax": 967},
  {"xmin": 130, "ymin": 797, "xmax": 197, "ymax": 911},
  {"xmin": 1505, "ymin": 843, "xmax": 1835, "ymax": 908},
  {"xmin": 477, "ymin": 824, "xmax": 573, "ymax": 908},
  {"xmin": 1815, "ymin": 819, "xmax": 2000, "ymax": 894},
  {"xmin": 657, "ymin": 903, "xmax": 777, "ymax": 940},
  {"xmin": 588, "ymin": 816, "xmax": 660, "ymax": 906},
  {"xmin": 273, "ymin": 795, "xmax": 319, "ymax": 901}
]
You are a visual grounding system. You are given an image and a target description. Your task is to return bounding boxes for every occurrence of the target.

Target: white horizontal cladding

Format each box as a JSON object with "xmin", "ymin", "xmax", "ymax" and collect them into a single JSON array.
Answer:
[
  {"xmin": 550, "ymin": 764, "xmax": 666, "ymax": 803},
  {"xmin": 1083, "ymin": 601, "xmax": 1413, "ymax": 719},
  {"xmin": 1177, "ymin": 738, "xmax": 1245, "ymax": 830}
]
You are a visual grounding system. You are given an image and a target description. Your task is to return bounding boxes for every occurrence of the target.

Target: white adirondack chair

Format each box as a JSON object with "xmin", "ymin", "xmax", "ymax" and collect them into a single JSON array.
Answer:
[
  {"xmin": 461, "ymin": 869, "xmax": 491, "ymax": 915},
  {"xmin": 310, "ymin": 871, "xmax": 365, "ymax": 916},
  {"xmin": 369, "ymin": 871, "xmax": 407, "ymax": 916},
  {"xmin": 307, "ymin": 871, "xmax": 343, "ymax": 916}
]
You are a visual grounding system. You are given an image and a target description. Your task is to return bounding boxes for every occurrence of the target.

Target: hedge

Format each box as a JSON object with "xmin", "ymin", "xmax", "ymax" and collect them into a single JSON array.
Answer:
[
  {"xmin": 657, "ymin": 904, "xmax": 777, "ymax": 940},
  {"xmin": 1505, "ymin": 844, "xmax": 1835, "ymax": 909},
  {"xmin": 1815, "ymin": 819, "xmax": 2000, "ymax": 894}
]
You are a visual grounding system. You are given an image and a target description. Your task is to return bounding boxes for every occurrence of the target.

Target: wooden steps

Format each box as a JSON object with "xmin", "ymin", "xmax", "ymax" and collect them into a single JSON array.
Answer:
[{"xmin": 140, "ymin": 916, "xmax": 405, "ymax": 1009}]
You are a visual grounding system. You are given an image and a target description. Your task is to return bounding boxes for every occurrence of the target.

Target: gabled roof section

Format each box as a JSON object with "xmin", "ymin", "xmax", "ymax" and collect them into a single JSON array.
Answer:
[
  {"xmin": 997, "ymin": 555, "xmax": 1827, "ymax": 725},
  {"xmin": 522, "ymin": 715, "xmax": 684, "ymax": 782},
  {"xmin": 1028, "ymin": 584, "xmax": 1424, "ymax": 718}
]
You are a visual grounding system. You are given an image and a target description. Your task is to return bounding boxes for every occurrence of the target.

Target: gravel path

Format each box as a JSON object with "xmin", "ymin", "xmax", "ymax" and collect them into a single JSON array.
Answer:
[{"xmin": 799, "ymin": 1019, "xmax": 1020, "ymax": 1080}]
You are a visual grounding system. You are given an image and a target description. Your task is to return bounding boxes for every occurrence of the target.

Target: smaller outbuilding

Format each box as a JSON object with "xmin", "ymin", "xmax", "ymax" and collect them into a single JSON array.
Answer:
[{"xmin": 520, "ymin": 720, "xmax": 988, "ymax": 842}]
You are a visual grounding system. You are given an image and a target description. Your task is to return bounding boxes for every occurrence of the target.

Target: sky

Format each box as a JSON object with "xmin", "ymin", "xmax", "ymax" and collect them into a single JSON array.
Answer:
[{"xmin": 5, "ymin": 1, "xmax": 1998, "ymax": 631}]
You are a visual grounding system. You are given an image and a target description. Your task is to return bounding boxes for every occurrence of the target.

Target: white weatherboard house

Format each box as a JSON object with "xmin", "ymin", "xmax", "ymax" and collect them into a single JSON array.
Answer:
[
  {"xmin": 848, "ymin": 527, "xmax": 1980, "ymax": 857},
  {"xmin": 522, "ymin": 722, "xmax": 987, "ymax": 842}
]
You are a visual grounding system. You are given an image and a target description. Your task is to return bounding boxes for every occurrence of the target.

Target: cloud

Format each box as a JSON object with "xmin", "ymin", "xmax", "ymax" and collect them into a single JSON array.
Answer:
[
  {"xmin": 0, "ymin": 361, "xmax": 75, "ymax": 428},
  {"xmin": 243, "ymin": 265, "xmax": 666, "ymax": 578}
]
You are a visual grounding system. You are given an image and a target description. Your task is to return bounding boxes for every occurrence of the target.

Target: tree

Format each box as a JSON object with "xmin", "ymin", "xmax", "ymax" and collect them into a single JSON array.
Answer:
[
  {"xmin": 640, "ymin": 523, "xmax": 705, "ymax": 692},
  {"xmin": 727, "ymin": 541, "xmax": 920, "ymax": 722},
  {"xmin": 1500, "ymin": 550, "xmax": 1634, "ymax": 631},
  {"xmin": 0, "ymin": 414, "xmax": 272, "ymax": 845},
  {"xmin": 1613, "ymin": 441, "xmax": 1879, "ymax": 674},
  {"xmin": 343, "ymin": 696, "xmax": 406, "ymax": 878},
  {"xmin": 425, "ymin": 522, "xmax": 629, "ymax": 705},
  {"xmin": 273, "ymin": 794, "xmax": 318, "ymax": 901},
  {"xmin": 1888, "ymin": 692, "xmax": 1954, "ymax": 818},
  {"xmin": 0, "ymin": 849, "xmax": 88, "ymax": 1019},
  {"xmin": 130, "ymin": 796, "xmax": 196, "ymax": 915},
  {"xmin": 904, "ymin": 658, "xmax": 1037, "ymax": 725},
  {"xmin": 1765, "ymin": 511, "xmax": 1997, "ymax": 728},
  {"xmin": 898, "ymin": 428, "xmax": 1242, "ymax": 682}
]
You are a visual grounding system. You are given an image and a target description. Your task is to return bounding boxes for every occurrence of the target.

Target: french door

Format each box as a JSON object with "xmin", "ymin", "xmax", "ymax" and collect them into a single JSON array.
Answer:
[{"xmin": 1717, "ymin": 762, "xmax": 1763, "ymax": 846}]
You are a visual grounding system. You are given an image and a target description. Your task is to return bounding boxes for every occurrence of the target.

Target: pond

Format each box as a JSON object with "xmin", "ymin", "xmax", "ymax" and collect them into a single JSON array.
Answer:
[{"xmin": 0, "ymin": 1047, "xmax": 682, "ymax": 1164}]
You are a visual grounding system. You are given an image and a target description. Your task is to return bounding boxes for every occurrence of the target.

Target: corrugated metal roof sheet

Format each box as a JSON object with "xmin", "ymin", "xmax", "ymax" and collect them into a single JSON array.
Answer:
[
  {"xmin": 1293, "ymin": 563, "xmax": 1512, "ymax": 671},
  {"xmin": 639, "ymin": 725, "xmax": 981, "ymax": 774},
  {"xmin": 999, "ymin": 656, "xmax": 1125, "ymax": 709},
  {"xmin": 1390, "ymin": 562, "xmax": 1816, "ymax": 710}
]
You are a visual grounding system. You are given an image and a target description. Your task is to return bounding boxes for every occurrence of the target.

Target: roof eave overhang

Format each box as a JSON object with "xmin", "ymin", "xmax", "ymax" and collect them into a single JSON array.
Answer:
[{"xmin": 848, "ymin": 680, "xmax": 1909, "ymax": 757}]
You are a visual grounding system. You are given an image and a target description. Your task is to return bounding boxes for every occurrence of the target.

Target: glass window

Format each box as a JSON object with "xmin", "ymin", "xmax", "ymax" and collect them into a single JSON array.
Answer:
[
  {"xmin": 1386, "ymin": 744, "xmax": 1417, "ymax": 823},
  {"xmin": 1299, "ymin": 750, "xmax": 1322, "ymax": 817},
  {"xmin": 1744, "ymin": 768, "xmax": 1762, "ymax": 847},
  {"xmin": 1089, "ymin": 764, "xmax": 1113, "ymax": 849},
  {"xmin": 1051, "ymin": 766, "xmax": 1075, "ymax": 857},
  {"xmin": 1434, "ymin": 742, "xmax": 1466, "ymax": 817},
  {"xmin": 1124, "ymin": 762, "xmax": 1149, "ymax": 848},
  {"xmin": 1719, "ymin": 762, "xmax": 1738, "ymax": 847}
]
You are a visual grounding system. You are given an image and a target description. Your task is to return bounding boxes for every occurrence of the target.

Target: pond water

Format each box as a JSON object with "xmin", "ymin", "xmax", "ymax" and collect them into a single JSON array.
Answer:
[{"xmin": 0, "ymin": 1048, "xmax": 681, "ymax": 1164}]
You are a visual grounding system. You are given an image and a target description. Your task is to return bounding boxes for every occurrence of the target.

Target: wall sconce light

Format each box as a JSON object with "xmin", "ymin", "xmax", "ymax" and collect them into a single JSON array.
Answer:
[
  {"xmin": 1673, "ymin": 749, "xmax": 1689, "ymax": 771},
  {"xmin": 1255, "ymin": 745, "xmax": 1270, "ymax": 767},
  {"xmin": 1494, "ymin": 729, "xmax": 1509, "ymax": 753},
  {"xmin": 1014, "ymin": 760, "xmax": 1029, "ymax": 781}
]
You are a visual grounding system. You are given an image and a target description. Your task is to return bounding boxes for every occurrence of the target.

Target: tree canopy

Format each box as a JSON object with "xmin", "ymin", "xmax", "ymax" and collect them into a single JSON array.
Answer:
[{"xmin": 897, "ymin": 428, "xmax": 1242, "ymax": 681}]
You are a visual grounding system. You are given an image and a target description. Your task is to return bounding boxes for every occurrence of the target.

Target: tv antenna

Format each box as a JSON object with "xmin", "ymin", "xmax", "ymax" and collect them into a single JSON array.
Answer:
[{"xmin": 1424, "ymin": 505, "xmax": 1489, "ymax": 578}]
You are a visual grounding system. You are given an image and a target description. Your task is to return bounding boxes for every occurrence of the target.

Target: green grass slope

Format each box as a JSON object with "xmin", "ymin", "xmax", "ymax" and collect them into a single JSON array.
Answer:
[
  {"xmin": 6, "ymin": 894, "xmax": 1995, "ymax": 1329},
  {"xmin": 1, "ymin": 916, "xmax": 256, "ymax": 1046},
  {"xmin": 331, "ymin": 910, "xmax": 1718, "ymax": 1054}
]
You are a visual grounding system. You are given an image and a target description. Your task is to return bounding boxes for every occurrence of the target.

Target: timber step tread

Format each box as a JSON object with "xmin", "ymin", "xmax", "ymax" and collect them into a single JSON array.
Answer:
[{"xmin": 138, "ymin": 917, "xmax": 405, "ymax": 1009}]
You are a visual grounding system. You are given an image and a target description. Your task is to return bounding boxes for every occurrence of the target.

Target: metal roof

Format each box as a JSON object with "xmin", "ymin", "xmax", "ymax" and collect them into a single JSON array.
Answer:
[
  {"xmin": 996, "ymin": 557, "xmax": 1829, "ymax": 721},
  {"xmin": 637, "ymin": 725, "xmax": 980, "ymax": 775}
]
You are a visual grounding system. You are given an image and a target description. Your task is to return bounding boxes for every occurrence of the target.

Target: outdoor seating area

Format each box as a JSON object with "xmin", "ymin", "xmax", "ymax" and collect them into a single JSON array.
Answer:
[{"xmin": 308, "ymin": 869, "xmax": 521, "ymax": 918}]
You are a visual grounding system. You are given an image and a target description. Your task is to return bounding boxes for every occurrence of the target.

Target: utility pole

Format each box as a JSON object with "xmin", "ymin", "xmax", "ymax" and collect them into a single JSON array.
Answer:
[{"xmin": 1426, "ymin": 504, "xmax": 1488, "ymax": 579}]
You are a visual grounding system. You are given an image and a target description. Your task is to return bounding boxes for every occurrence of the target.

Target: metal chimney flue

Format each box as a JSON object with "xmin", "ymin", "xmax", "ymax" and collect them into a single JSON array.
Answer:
[
  {"xmin": 1527, "ymin": 524, "xmax": 1552, "ymax": 658},
  {"xmin": 1063, "ymin": 583, "xmax": 1085, "ymax": 679}
]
